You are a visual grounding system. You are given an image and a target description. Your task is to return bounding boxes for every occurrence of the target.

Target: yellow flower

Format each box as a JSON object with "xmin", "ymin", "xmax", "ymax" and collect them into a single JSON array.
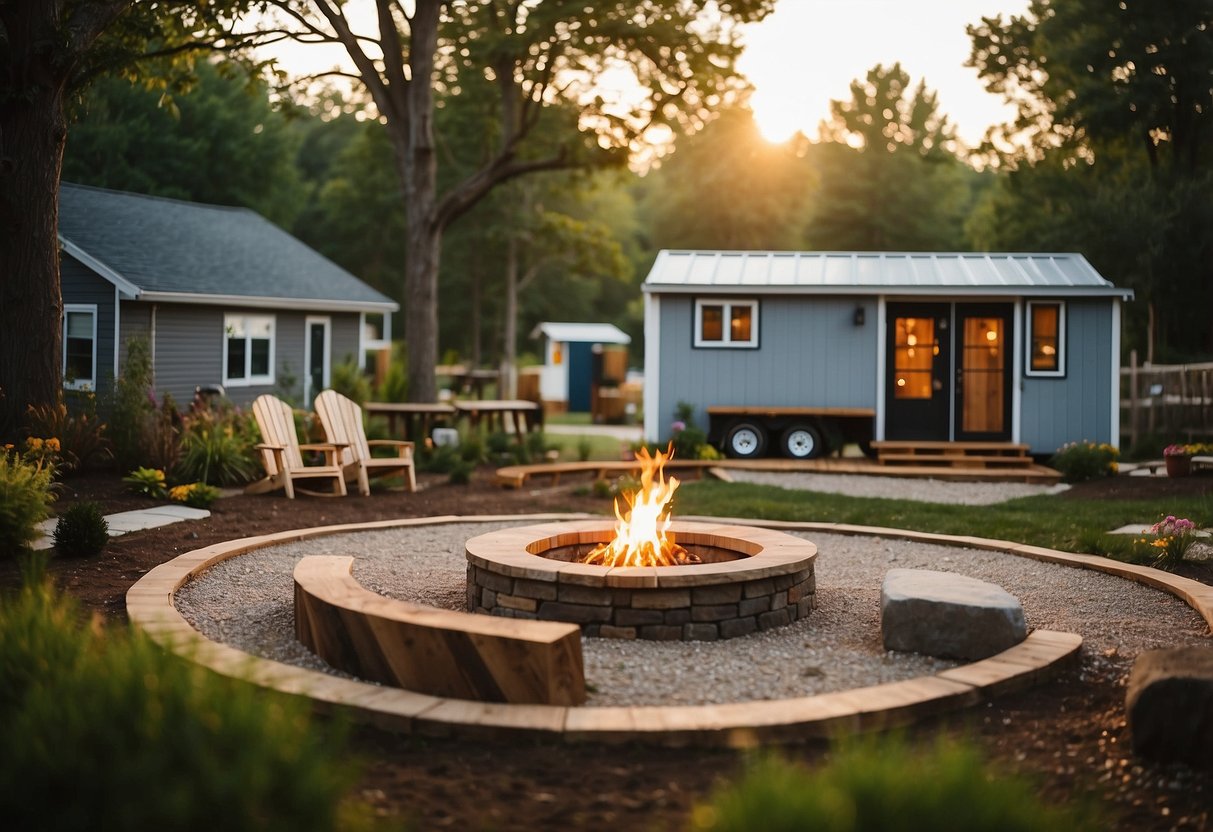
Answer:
[
  {"xmin": 169, "ymin": 485, "xmax": 192, "ymax": 502},
  {"xmin": 26, "ymin": 437, "xmax": 42, "ymax": 450},
  {"xmin": 46, "ymin": 438, "xmax": 60, "ymax": 452}
]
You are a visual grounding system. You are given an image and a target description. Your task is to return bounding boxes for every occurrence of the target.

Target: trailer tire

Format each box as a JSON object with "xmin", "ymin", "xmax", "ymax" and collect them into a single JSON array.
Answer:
[
  {"xmin": 780, "ymin": 423, "xmax": 824, "ymax": 460},
  {"xmin": 724, "ymin": 422, "xmax": 767, "ymax": 459}
]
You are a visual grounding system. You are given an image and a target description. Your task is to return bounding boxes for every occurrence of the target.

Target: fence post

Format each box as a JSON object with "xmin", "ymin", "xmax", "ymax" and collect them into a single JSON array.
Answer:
[{"xmin": 1129, "ymin": 349, "xmax": 1139, "ymax": 449}]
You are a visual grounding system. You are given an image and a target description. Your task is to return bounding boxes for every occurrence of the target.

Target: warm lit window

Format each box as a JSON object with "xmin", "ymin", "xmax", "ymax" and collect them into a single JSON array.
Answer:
[
  {"xmin": 694, "ymin": 299, "xmax": 758, "ymax": 348},
  {"xmin": 63, "ymin": 305, "xmax": 97, "ymax": 390},
  {"xmin": 1026, "ymin": 301, "xmax": 1065, "ymax": 377},
  {"xmin": 893, "ymin": 316, "xmax": 938, "ymax": 399},
  {"xmin": 360, "ymin": 311, "xmax": 391, "ymax": 375},
  {"xmin": 223, "ymin": 314, "xmax": 275, "ymax": 386}
]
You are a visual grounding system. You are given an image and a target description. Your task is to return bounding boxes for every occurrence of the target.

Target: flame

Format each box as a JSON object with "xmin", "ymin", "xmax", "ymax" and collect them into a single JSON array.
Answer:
[{"xmin": 584, "ymin": 444, "xmax": 699, "ymax": 568}]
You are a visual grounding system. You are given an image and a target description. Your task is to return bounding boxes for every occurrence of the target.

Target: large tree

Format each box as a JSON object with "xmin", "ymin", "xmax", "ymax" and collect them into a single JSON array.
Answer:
[{"xmin": 255, "ymin": 0, "xmax": 775, "ymax": 402}]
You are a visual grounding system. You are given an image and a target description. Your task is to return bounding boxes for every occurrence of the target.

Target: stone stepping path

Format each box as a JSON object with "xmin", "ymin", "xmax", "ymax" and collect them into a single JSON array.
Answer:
[{"xmin": 34, "ymin": 505, "xmax": 210, "ymax": 551}]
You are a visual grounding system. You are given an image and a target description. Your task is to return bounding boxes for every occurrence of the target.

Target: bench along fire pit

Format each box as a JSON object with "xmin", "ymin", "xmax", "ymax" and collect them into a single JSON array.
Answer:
[{"xmin": 466, "ymin": 448, "xmax": 816, "ymax": 640}]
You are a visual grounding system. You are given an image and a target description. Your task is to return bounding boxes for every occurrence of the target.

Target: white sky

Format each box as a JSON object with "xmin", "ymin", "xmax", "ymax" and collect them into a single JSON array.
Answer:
[
  {"xmin": 739, "ymin": 0, "xmax": 1031, "ymax": 144},
  {"xmin": 262, "ymin": 0, "xmax": 1031, "ymax": 146}
]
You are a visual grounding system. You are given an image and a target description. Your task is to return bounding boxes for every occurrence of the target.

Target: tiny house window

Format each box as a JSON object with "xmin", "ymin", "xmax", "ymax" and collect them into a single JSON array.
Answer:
[
  {"xmin": 1026, "ymin": 301, "xmax": 1065, "ymax": 377},
  {"xmin": 694, "ymin": 299, "xmax": 758, "ymax": 348},
  {"xmin": 223, "ymin": 314, "xmax": 275, "ymax": 386},
  {"xmin": 360, "ymin": 311, "xmax": 391, "ymax": 375},
  {"xmin": 63, "ymin": 305, "xmax": 97, "ymax": 390}
]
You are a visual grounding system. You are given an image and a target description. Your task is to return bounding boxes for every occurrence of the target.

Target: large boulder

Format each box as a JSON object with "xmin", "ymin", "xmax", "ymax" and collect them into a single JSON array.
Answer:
[
  {"xmin": 1127, "ymin": 647, "xmax": 1213, "ymax": 768},
  {"xmin": 880, "ymin": 569, "xmax": 1027, "ymax": 660}
]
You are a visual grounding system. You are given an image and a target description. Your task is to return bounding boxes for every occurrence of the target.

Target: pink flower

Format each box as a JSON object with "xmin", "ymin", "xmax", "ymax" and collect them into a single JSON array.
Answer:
[{"xmin": 671, "ymin": 420, "xmax": 687, "ymax": 433}]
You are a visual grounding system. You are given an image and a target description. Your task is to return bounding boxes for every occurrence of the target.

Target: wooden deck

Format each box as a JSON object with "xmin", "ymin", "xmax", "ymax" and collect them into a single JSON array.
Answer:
[{"xmin": 494, "ymin": 455, "xmax": 1062, "ymax": 488}]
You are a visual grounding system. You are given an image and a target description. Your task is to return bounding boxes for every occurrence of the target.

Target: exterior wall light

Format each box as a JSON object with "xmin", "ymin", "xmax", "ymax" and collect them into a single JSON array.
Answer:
[{"xmin": 853, "ymin": 306, "xmax": 865, "ymax": 326}]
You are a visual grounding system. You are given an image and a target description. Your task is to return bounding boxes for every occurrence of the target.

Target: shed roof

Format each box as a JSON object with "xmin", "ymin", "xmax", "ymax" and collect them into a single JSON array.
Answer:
[
  {"xmin": 643, "ymin": 250, "xmax": 1131, "ymax": 298},
  {"xmin": 530, "ymin": 322, "xmax": 631, "ymax": 344},
  {"xmin": 57, "ymin": 183, "xmax": 397, "ymax": 312}
]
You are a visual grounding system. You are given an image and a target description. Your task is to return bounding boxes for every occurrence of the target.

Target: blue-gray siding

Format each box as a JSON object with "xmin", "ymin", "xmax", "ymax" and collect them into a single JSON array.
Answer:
[
  {"xmin": 655, "ymin": 296, "xmax": 877, "ymax": 440},
  {"xmin": 1019, "ymin": 299, "xmax": 1114, "ymax": 452},
  {"xmin": 60, "ymin": 254, "xmax": 117, "ymax": 398}
]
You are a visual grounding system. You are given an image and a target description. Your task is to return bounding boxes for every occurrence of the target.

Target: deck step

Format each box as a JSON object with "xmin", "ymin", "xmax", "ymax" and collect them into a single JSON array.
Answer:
[
  {"xmin": 870, "ymin": 441, "xmax": 1032, "ymax": 471},
  {"xmin": 877, "ymin": 454, "xmax": 1035, "ymax": 468}
]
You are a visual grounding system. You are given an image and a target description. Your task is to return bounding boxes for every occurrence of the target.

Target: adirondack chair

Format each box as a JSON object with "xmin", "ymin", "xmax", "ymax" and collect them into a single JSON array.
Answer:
[
  {"xmin": 247, "ymin": 394, "xmax": 347, "ymax": 499},
  {"xmin": 314, "ymin": 389, "xmax": 417, "ymax": 495}
]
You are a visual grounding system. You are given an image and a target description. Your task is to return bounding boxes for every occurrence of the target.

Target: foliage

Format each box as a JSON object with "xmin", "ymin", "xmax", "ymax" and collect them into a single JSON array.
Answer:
[
  {"xmin": 25, "ymin": 396, "xmax": 110, "ymax": 473},
  {"xmin": 330, "ymin": 358, "xmax": 372, "ymax": 406},
  {"xmin": 176, "ymin": 403, "xmax": 258, "ymax": 487},
  {"xmin": 52, "ymin": 502, "xmax": 109, "ymax": 558},
  {"xmin": 1140, "ymin": 515, "xmax": 1200, "ymax": 571},
  {"xmin": 375, "ymin": 360, "xmax": 409, "ymax": 404},
  {"xmin": 0, "ymin": 571, "xmax": 355, "ymax": 830},
  {"xmin": 577, "ymin": 437, "xmax": 593, "ymax": 462},
  {"xmin": 692, "ymin": 738, "xmax": 1099, "ymax": 831},
  {"xmin": 168, "ymin": 482, "xmax": 222, "ymax": 509},
  {"xmin": 447, "ymin": 460, "xmax": 475, "ymax": 485},
  {"xmin": 122, "ymin": 467, "xmax": 168, "ymax": 499},
  {"xmin": 670, "ymin": 403, "xmax": 715, "ymax": 461},
  {"xmin": 106, "ymin": 338, "xmax": 183, "ymax": 471},
  {"xmin": 1165, "ymin": 443, "xmax": 1212, "ymax": 457},
  {"xmin": 0, "ymin": 449, "xmax": 56, "ymax": 557},
  {"xmin": 1049, "ymin": 441, "xmax": 1119, "ymax": 483},
  {"xmin": 20, "ymin": 437, "xmax": 63, "ymax": 474}
]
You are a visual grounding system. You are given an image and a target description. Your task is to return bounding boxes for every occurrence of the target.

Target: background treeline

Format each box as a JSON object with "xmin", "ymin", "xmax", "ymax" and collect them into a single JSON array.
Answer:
[{"xmin": 63, "ymin": 0, "xmax": 1213, "ymax": 367}]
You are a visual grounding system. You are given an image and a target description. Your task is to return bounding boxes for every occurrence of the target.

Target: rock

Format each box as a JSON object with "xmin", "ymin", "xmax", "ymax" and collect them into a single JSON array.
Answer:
[
  {"xmin": 880, "ymin": 568, "xmax": 1027, "ymax": 660},
  {"xmin": 1127, "ymin": 647, "xmax": 1213, "ymax": 768}
]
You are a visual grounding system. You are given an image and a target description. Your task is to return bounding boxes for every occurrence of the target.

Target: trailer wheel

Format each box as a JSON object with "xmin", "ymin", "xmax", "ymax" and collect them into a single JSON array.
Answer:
[
  {"xmin": 725, "ymin": 422, "xmax": 767, "ymax": 459},
  {"xmin": 780, "ymin": 423, "xmax": 823, "ymax": 460}
]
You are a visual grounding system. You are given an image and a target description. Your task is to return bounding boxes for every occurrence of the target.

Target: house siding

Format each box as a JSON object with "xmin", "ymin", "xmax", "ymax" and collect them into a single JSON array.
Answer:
[
  {"xmin": 655, "ymin": 295, "xmax": 877, "ymax": 441},
  {"xmin": 1020, "ymin": 298, "xmax": 1114, "ymax": 453},
  {"xmin": 60, "ymin": 253, "xmax": 117, "ymax": 398}
]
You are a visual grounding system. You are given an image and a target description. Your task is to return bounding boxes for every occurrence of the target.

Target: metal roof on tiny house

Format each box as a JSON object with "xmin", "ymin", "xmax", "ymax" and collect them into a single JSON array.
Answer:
[
  {"xmin": 530, "ymin": 322, "xmax": 631, "ymax": 344},
  {"xmin": 642, "ymin": 250, "xmax": 1132, "ymax": 299}
]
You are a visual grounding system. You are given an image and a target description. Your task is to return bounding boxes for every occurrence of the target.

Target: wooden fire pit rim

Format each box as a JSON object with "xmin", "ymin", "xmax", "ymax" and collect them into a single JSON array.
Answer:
[{"xmin": 465, "ymin": 519, "xmax": 817, "ymax": 589}]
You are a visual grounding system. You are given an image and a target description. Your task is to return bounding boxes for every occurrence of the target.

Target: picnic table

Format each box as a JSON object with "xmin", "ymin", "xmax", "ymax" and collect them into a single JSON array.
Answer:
[
  {"xmin": 453, "ymin": 400, "xmax": 542, "ymax": 441},
  {"xmin": 364, "ymin": 402, "xmax": 457, "ymax": 442}
]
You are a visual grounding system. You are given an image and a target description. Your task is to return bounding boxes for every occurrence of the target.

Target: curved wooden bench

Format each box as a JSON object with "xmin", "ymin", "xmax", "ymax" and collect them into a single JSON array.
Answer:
[{"xmin": 293, "ymin": 555, "xmax": 586, "ymax": 706}]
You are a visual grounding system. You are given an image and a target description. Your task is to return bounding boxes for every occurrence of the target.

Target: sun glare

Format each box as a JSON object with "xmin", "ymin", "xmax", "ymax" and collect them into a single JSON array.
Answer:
[{"xmin": 750, "ymin": 86, "xmax": 806, "ymax": 144}]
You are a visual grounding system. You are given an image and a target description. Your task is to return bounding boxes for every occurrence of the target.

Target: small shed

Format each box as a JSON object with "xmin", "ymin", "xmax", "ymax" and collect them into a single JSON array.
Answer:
[
  {"xmin": 57, "ymin": 183, "xmax": 396, "ymax": 410},
  {"xmin": 642, "ymin": 250, "xmax": 1133, "ymax": 457},
  {"xmin": 530, "ymin": 322, "xmax": 630, "ymax": 413}
]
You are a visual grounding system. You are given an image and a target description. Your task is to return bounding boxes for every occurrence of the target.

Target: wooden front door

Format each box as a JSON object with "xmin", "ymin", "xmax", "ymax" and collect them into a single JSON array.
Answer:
[
  {"xmin": 885, "ymin": 303, "xmax": 951, "ymax": 441},
  {"xmin": 954, "ymin": 304, "xmax": 1013, "ymax": 441}
]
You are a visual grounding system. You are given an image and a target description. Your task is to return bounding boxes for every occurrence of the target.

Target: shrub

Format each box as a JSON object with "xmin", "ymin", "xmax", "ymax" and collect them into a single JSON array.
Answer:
[
  {"xmin": 176, "ymin": 400, "xmax": 258, "ymax": 486},
  {"xmin": 1139, "ymin": 515, "xmax": 1199, "ymax": 570},
  {"xmin": 330, "ymin": 357, "xmax": 371, "ymax": 405},
  {"xmin": 122, "ymin": 467, "xmax": 168, "ymax": 499},
  {"xmin": 577, "ymin": 437, "xmax": 593, "ymax": 462},
  {"xmin": 107, "ymin": 337, "xmax": 157, "ymax": 470},
  {"xmin": 25, "ymin": 396, "xmax": 110, "ymax": 473},
  {"xmin": 0, "ymin": 573, "xmax": 355, "ymax": 830},
  {"xmin": 460, "ymin": 434, "xmax": 486, "ymax": 464},
  {"xmin": 692, "ymin": 739, "xmax": 1099, "ymax": 832},
  {"xmin": 168, "ymin": 482, "xmax": 222, "ymax": 509},
  {"xmin": 1049, "ymin": 441, "xmax": 1118, "ymax": 483},
  {"xmin": 52, "ymin": 502, "xmax": 109, "ymax": 558},
  {"xmin": 0, "ymin": 449, "xmax": 55, "ymax": 557},
  {"xmin": 375, "ymin": 360, "xmax": 408, "ymax": 403},
  {"xmin": 448, "ymin": 460, "xmax": 475, "ymax": 485}
]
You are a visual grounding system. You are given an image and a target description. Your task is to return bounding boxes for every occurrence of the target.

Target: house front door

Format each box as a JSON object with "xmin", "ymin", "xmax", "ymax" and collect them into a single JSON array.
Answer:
[
  {"xmin": 884, "ymin": 302, "xmax": 1013, "ymax": 442},
  {"xmin": 304, "ymin": 316, "xmax": 331, "ymax": 406}
]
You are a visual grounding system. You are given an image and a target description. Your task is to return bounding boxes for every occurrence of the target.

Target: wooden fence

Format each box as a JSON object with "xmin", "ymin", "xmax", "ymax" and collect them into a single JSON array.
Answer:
[{"xmin": 1121, "ymin": 353, "xmax": 1213, "ymax": 447}]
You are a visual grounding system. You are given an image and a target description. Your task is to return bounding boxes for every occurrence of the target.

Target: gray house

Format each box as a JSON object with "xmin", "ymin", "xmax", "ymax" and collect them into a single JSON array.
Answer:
[
  {"xmin": 642, "ymin": 250, "xmax": 1132, "ymax": 458},
  {"xmin": 57, "ymin": 183, "xmax": 397, "ymax": 409}
]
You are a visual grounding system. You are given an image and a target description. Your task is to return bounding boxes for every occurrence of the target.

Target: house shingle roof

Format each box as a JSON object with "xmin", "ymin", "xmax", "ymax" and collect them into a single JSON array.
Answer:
[{"xmin": 58, "ymin": 183, "xmax": 396, "ymax": 311}]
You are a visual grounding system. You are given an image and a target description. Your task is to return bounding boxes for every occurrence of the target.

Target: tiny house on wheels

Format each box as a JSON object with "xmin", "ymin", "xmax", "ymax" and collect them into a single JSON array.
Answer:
[
  {"xmin": 57, "ymin": 183, "xmax": 397, "ymax": 410},
  {"xmin": 642, "ymin": 251, "xmax": 1132, "ymax": 460}
]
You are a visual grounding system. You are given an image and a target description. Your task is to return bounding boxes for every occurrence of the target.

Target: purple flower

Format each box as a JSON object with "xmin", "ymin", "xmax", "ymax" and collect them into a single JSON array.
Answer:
[{"xmin": 671, "ymin": 420, "xmax": 687, "ymax": 433}]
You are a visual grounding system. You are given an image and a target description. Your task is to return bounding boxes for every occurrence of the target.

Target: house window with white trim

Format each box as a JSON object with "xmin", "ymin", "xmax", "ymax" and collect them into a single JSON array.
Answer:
[
  {"xmin": 63, "ymin": 305, "xmax": 97, "ymax": 390},
  {"xmin": 1026, "ymin": 301, "xmax": 1065, "ymax": 377},
  {"xmin": 360, "ymin": 311, "xmax": 391, "ymax": 375},
  {"xmin": 694, "ymin": 299, "xmax": 759, "ymax": 348},
  {"xmin": 223, "ymin": 314, "xmax": 275, "ymax": 386}
]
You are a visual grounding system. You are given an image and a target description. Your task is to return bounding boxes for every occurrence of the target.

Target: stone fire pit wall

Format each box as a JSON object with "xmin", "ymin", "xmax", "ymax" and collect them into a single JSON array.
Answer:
[{"xmin": 465, "ymin": 521, "xmax": 817, "ymax": 641}]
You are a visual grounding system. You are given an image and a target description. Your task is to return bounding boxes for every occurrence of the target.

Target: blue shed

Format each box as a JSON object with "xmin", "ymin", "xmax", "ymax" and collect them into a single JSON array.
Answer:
[{"xmin": 642, "ymin": 251, "xmax": 1132, "ymax": 459}]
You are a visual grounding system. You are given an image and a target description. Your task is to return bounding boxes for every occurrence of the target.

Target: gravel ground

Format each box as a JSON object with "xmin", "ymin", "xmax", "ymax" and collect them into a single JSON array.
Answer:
[
  {"xmin": 173, "ymin": 520, "xmax": 1209, "ymax": 707},
  {"xmin": 724, "ymin": 470, "xmax": 1070, "ymax": 504}
]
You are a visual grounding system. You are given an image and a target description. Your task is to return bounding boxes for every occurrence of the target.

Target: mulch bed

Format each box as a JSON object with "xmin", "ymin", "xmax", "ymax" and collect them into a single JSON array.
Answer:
[{"xmin": 4, "ymin": 470, "xmax": 1211, "ymax": 830}]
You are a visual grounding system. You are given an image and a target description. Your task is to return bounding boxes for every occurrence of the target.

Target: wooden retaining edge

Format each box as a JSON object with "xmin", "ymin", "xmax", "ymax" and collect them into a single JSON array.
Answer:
[{"xmin": 125, "ymin": 514, "xmax": 1197, "ymax": 746}]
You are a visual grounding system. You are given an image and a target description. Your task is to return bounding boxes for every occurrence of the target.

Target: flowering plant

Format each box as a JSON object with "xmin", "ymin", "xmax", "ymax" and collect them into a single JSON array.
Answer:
[
  {"xmin": 169, "ymin": 482, "xmax": 221, "ymax": 509},
  {"xmin": 1050, "ymin": 440, "xmax": 1118, "ymax": 482},
  {"xmin": 1138, "ymin": 515, "xmax": 1199, "ymax": 570},
  {"xmin": 123, "ymin": 467, "xmax": 168, "ymax": 499},
  {"xmin": 670, "ymin": 420, "xmax": 687, "ymax": 433},
  {"xmin": 1163, "ymin": 444, "xmax": 1192, "ymax": 457}
]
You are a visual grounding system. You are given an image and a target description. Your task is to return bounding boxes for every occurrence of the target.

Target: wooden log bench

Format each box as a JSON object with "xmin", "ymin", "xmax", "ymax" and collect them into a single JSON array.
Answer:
[{"xmin": 293, "ymin": 555, "xmax": 586, "ymax": 706}]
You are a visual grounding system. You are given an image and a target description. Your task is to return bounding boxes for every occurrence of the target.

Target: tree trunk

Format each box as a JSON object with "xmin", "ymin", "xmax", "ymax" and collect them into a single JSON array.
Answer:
[
  {"xmin": 0, "ymin": 69, "xmax": 68, "ymax": 442},
  {"xmin": 469, "ymin": 268, "xmax": 482, "ymax": 367},
  {"xmin": 501, "ymin": 235, "xmax": 519, "ymax": 399}
]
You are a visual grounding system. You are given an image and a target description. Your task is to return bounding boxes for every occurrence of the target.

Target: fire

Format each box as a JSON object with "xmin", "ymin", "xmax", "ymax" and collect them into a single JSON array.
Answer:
[{"xmin": 584, "ymin": 445, "xmax": 700, "ymax": 568}]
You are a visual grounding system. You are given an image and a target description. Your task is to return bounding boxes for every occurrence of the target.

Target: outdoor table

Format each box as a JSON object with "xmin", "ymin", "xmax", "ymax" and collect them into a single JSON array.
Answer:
[
  {"xmin": 453, "ymin": 400, "xmax": 542, "ymax": 441},
  {"xmin": 364, "ymin": 402, "xmax": 457, "ymax": 442}
]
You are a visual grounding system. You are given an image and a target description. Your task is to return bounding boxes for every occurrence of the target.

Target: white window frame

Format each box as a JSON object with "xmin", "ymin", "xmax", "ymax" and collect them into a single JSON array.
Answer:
[
  {"xmin": 693, "ymin": 298, "xmax": 759, "ymax": 348},
  {"xmin": 62, "ymin": 304, "xmax": 98, "ymax": 391},
  {"xmin": 359, "ymin": 311, "xmax": 392, "ymax": 374},
  {"xmin": 303, "ymin": 315, "xmax": 332, "ymax": 405},
  {"xmin": 222, "ymin": 313, "xmax": 276, "ymax": 387},
  {"xmin": 1025, "ymin": 300, "xmax": 1066, "ymax": 378}
]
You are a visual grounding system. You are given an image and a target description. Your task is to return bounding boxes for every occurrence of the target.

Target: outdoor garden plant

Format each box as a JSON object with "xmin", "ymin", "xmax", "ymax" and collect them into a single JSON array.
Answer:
[
  {"xmin": 52, "ymin": 502, "xmax": 109, "ymax": 558},
  {"xmin": 1049, "ymin": 441, "xmax": 1118, "ymax": 483},
  {"xmin": 0, "ymin": 444, "xmax": 55, "ymax": 557}
]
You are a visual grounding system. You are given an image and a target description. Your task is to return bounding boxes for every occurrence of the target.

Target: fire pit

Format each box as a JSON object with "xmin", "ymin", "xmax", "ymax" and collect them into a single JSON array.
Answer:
[{"xmin": 466, "ymin": 447, "xmax": 816, "ymax": 640}]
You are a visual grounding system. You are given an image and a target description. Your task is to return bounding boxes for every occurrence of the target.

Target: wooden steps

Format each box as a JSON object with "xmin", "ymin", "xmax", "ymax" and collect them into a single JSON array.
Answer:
[{"xmin": 871, "ymin": 441, "xmax": 1035, "ymax": 471}]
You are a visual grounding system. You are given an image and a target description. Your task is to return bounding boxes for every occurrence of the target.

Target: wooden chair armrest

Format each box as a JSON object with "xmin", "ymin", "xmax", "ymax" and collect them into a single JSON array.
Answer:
[
  {"xmin": 299, "ymin": 442, "xmax": 346, "ymax": 451},
  {"xmin": 255, "ymin": 443, "xmax": 286, "ymax": 451},
  {"xmin": 367, "ymin": 439, "xmax": 415, "ymax": 458}
]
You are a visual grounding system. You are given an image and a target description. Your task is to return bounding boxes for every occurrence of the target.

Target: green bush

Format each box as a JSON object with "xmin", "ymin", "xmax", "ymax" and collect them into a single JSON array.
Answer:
[
  {"xmin": 0, "ymin": 573, "xmax": 356, "ymax": 830},
  {"xmin": 693, "ymin": 739, "xmax": 1099, "ymax": 832},
  {"xmin": 177, "ymin": 425, "xmax": 257, "ymax": 486},
  {"xmin": 169, "ymin": 482, "xmax": 222, "ymax": 509},
  {"xmin": 107, "ymin": 337, "xmax": 158, "ymax": 470},
  {"xmin": 448, "ymin": 459, "xmax": 475, "ymax": 485},
  {"xmin": 122, "ymin": 467, "xmax": 168, "ymax": 499},
  {"xmin": 375, "ymin": 360, "xmax": 408, "ymax": 403},
  {"xmin": 577, "ymin": 437, "xmax": 593, "ymax": 462},
  {"xmin": 0, "ymin": 450, "xmax": 55, "ymax": 557},
  {"xmin": 1049, "ymin": 441, "xmax": 1118, "ymax": 483},
  {"xmin": 460, "ymin": 434, "xmax": 486, "ymax": 464},
  {"xmin": 53, "ymin": 502, "xmax": 109, "ymax": 558},
  {"xmin": 330, "ymin": 358, "xmax": 372, "ymax": 405}
]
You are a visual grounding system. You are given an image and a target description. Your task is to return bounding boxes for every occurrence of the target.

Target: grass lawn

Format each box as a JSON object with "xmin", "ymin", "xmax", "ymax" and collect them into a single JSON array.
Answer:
[
  {"xmin": 542, "ymin": 432, "xmax": 629, "ymax": 461},
  {"xmin": 675, "ymin": 479, "xmax": 1212, "ymax": 555}
]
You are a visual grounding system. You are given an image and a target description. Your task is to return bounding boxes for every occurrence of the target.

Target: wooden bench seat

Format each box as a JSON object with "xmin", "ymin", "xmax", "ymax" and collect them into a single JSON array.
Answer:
[{"xmin": 293, "ymin": 556, "xmax": 586, "ymax": 706}]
